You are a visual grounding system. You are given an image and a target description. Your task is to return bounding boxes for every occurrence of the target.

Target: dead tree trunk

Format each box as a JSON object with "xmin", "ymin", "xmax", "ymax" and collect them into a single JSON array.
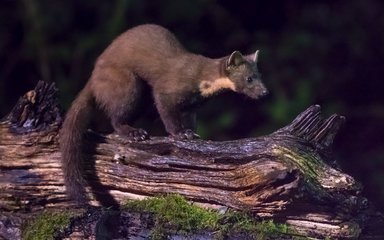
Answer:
[{"xmin": 0, "ymin": 81, "xmax": 383, "ymax": 239}]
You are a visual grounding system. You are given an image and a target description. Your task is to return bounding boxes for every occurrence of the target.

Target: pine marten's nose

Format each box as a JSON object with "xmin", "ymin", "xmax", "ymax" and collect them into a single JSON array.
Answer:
[{"xmin": 262, "ymin": 88, "xmax": 268, "ymax": 96}]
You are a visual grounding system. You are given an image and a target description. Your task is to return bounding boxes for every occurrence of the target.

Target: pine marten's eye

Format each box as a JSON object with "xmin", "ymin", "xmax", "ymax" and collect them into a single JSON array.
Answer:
[{"xmin": 246, "ymin": 77, "xmax": 253, "ymax": 83}]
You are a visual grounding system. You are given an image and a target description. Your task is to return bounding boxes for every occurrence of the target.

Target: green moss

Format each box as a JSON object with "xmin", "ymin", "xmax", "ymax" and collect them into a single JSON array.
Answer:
[
  {"xmin": 125, "ymin": 194, "xmax": 219, "ymax": 234},
  {"xmin": 22, "ymin": 210, "xmax": 72, "ymax": 240},
  {"xmin": 216, "ymin": 210, "xmax": 297, "ymax": 240},
  {"xmin": 273, "ymin": 146, "xmax": 321, "ymax": 180},
  {"xmin": 272, "ymin": 146, "xmax": 332, "ymax": 201},
  {"xmin": 125, "ymin": 194, "xmax": 300, "ymax": 239}
]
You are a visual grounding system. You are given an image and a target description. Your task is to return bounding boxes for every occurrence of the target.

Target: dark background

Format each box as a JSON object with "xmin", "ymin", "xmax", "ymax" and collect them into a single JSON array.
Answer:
[{"xmin": 1, "ymin": 0, "xmax": 383, "ymax": 210}]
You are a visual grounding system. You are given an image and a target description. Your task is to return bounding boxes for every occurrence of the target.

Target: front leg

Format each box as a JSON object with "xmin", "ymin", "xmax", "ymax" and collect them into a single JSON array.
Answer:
[
  {"xmin": 111, "ymin": 116, "xmax": 149, "ymax": 142},
  {"xmin": 154, "ymin": 93, "xmax": 200, "ymax": 140}
]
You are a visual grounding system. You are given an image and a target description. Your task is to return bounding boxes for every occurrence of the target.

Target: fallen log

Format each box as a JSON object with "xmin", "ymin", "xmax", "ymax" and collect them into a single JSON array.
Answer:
[{"xmin": 0, "ymin": 81, "xmax": 383, "ymax": 239}]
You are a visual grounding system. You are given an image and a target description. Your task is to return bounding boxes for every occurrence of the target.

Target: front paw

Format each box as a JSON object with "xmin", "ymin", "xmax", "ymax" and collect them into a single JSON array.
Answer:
[
  {"xmin": 172, "ymin": 129, "xmax": 200, "ymax": 140},
  {"xmin": 127, "ymin": 128, "xmax": 149, "ymax": 141}
]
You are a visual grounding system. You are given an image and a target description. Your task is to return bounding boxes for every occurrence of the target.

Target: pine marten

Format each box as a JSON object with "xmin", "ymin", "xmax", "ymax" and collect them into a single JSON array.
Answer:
[{"xmin": 60, "ymin": 24, "xmax": 267, "ymax": 204}]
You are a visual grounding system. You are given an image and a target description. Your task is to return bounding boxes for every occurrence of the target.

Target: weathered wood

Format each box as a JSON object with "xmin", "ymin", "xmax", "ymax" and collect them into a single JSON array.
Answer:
[{"xmin": 0, "ymin": 81, "xmax": 383, "ymax": 239}]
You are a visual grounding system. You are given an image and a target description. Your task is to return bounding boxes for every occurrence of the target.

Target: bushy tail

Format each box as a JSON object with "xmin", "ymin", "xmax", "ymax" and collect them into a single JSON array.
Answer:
[{"xmin": 60, "ymin": 86, "xmax": 94, "ymax": 204}]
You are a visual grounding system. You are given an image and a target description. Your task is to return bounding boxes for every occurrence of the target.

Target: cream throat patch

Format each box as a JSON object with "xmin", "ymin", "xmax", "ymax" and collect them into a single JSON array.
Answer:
[{"xmin": 199, "ymin": 77, "xmax": 236, "ymax": 97}]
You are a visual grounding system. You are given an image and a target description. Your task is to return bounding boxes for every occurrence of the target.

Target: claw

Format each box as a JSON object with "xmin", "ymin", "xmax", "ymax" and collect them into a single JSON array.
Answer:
[
  {"xmin": 126, "ymin": 128, "xmax": 149, "ymax": 142},
  {"xmin": 172, "ymin": 129, "xmax": 200, "ymax": 140}
]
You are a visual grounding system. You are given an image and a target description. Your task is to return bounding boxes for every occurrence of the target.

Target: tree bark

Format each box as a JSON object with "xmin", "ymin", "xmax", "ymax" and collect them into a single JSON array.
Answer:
[{"xmin": 0, "ymin": 81, "xmax": 383, "ymax": 239}]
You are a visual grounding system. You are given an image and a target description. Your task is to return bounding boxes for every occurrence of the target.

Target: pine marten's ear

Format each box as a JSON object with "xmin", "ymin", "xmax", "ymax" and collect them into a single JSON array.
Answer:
[
  {"xmin": 253, "ymin": 50, "xmax": 259, "ymax": 62},
  {"xmin": 245, "ymin": 50, "xmax": 260, "ymax": 63},
  {"xmin": 226, "ymin": 51, "xmax": 245, "ymax": 69}
]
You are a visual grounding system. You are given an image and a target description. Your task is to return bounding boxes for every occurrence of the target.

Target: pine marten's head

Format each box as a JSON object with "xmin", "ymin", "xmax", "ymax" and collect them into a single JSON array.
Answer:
[
  {"xmin": 199, "ymin": 50, "xmax": 267, "ymax": 99},
  {"xmin": 224, "ymin": 50, "xmax": 267, "ymax": 99}
]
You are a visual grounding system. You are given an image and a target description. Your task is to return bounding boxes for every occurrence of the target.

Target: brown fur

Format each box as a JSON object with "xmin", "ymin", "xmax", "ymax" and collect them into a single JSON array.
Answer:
[{"xmin": 60, "ymin": 24, "xmax": 267, "ymax": 204}]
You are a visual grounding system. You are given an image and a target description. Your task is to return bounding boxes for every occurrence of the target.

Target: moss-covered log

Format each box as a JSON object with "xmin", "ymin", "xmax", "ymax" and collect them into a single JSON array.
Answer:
[{"xmin": 0, "ymin": 81, "xmax": 383, "ymax": 239}]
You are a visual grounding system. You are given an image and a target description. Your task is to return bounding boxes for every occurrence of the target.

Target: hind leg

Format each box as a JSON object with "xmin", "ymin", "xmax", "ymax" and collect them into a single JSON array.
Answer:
[{"xmin": 90, "ymin": 67, "xmax": 149, "ymax": 141}]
